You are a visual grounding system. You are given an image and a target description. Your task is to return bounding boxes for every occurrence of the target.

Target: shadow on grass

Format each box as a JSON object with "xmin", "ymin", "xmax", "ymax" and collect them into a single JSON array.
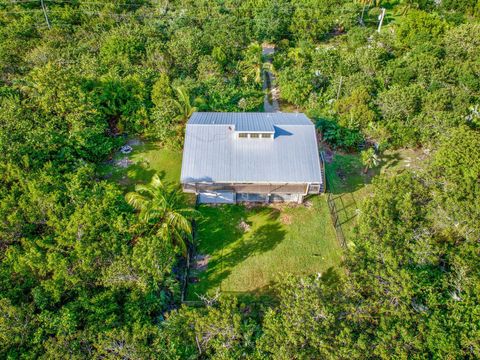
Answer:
[
  {"xmin": 326, "ymin": 151, "xmax": 403, "ymax": 196},
  {"xmin": 221, "ymin": 283, "xmax": 278, "ymax": 306},
  {"xmin": 321, "ymin": 266, "xmax": 342, "ymax": 287},
  {"xmin": 325, "ymin": 156, "xmax": 366, "ymax": 195},
  {"xmin": 126, "ymin": 163, "xmax": 158, "ymax": 184},
  {"xmin": 216, "ymin": 267, "xmax": 343, "ymax": 307},
  {"xmin": 192, "ymin": 206, "xmax": 286, "ymax": 296},
  {"xmin": 380, "ymin": 152, "xmax": 402, "ymax": 171},
  {"xmin": 132, "ymin": 141, "xmax": 161, "ymax": 153}
]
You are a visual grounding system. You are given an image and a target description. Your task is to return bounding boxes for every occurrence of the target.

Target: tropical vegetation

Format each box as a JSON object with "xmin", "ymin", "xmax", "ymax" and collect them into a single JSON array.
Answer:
[{"xmin": 0, "ymin": 0, "xmax": 479, "ymax": 358}]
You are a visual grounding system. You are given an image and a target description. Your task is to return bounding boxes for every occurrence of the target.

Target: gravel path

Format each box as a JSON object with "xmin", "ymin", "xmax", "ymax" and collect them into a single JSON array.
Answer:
[{"xmin": 262, "ymin": 45, "xmax": 280, "ymax": 113}]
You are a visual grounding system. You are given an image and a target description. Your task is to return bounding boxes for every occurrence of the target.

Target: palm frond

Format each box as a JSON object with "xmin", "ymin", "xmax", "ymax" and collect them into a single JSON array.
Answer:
[
  {"xmin": 150, "ymin": 173, "xmax": 164, "ymax": 189},
  {"xmin": 134, "ymin": 184, "xmax": 157, "ymax": 198},
  {"xmin": 125, "ymin": 192, "xmax": 148, "ymax": 211},
  {"xmin": 128, "ymin": 172, "xmax": 195, "ymax": 257}
]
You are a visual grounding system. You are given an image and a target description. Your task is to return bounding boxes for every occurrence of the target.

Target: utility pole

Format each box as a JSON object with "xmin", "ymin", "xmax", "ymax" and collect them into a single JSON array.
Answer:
[
  {"xmin": 336, "ymin": 76, "xmax": 343, "ymax": 100},
  {"xmin": 377, "ymin": 7, "xmax": 386, "ymax": 33},
  {"xmin": 40, "ymin": 0, "xmax": 51, "ymax": 29}
]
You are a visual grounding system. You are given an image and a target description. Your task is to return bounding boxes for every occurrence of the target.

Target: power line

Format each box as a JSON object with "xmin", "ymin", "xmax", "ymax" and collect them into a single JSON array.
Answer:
[
  {"xmin": 1, "ymin": 0, "xmax": 153, "ymax": 4},
  {"xmin": 1, "ymin": 0, "xmax": 356, "ymax": 11},
  {"xmin": 1, "ymin": 1, "xmax": 379, "ymax": 38},
  {"xmin": 0, "ymin": 6, "xmax": 362, "ymax": 19}
]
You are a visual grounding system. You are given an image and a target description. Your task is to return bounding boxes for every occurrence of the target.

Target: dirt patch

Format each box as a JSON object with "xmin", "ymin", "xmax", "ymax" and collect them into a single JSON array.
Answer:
[
  {"xmin": 336, "ymin": 169, "xmax": 347, "ymax": 182},
  {"xmin": 238, "ymin": 220, "xmax": 251, "ymax": 232},
  {"xmin": 280, "ymin": 214, "xmax": 292, "ymax": 225},
  {"xmin": 269, "ymin": 202, "xmax": 301, "ymax": 211},
  {"xmin": 191, "ymin": 254, "xmax": 210, "ymax": 275},
  {"xmin": 118, "ymin": 176, "xmax": 131, "ymax": 186},
  {"xmin": 115, "ymin": 157, "xmax": 132, "ymax": 168},
  {"xmin": 323, "ymin": 149, "xmax": 335, "ymax": 163}
]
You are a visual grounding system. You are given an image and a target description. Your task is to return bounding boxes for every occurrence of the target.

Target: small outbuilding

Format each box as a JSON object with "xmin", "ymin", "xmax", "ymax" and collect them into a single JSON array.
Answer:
[{"xmin": 180, "ymin": 112, "xmax": 324, "ymax": 204}]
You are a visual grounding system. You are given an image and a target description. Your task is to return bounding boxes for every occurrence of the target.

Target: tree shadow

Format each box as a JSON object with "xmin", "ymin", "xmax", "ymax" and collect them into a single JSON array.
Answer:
[
  {"xmin": 320, "ymin": 266, "xmax": 341, "ymax": 287},
  {"xmin": 125, "ymin": 142, "xmax": 175, "ymax": 186},
  {"xmin": 222, "ymin": 222, "xmax": 286, "ymax": 268},
  {"xmin": 326, "ymin": 149, "xmax": 403, "ymax": 196},
  {"xmin": 126, "ymin": 163, "xmax": 158, "ymax": 184},
  {"xmin": 380, "ymin": 151, "xmax": 402, "ymax": 172},
  {"xmin": 190, "ymin": 206, "xmax": 286, "ymax": 298},
  {"xmin": 325, "ymin": 160, "xmax": 366, "ymax": 195},
  {"xmin": 356, "ymin": 151, "xmax": 402, "ymax": 185},
  {"xmin": 221, "ymin": 283, "xmax": 278, "ymax": 306}
]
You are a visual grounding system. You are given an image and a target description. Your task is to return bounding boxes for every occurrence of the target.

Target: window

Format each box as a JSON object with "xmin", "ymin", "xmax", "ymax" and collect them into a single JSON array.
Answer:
[{"xmin": 237, "ymin": 132, "xmax": 273, "ymax": 139}]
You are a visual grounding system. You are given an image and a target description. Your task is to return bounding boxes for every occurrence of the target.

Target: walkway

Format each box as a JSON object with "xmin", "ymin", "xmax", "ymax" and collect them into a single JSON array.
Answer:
[{"xmin": 262, "ymin": 45, "xmax": 280, "ymax": 113}]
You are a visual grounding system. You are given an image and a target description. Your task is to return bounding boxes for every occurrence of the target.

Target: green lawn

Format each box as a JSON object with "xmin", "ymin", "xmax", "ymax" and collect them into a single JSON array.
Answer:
[
  {"xmin": 324, "ymin": 153, "xmax": 367, "ymax": 246},
  {"xmin": 187, "ymin": 196, "xmax": 342, "ymax": 300},
  {"xmin": 97, "ymin": 141, "xmax": 183, "ymax": 190},
  {"xmin": 127, "ymin": 143, "xmax": 182, "ymax": 186},
  {"xmin": 98, "ymin": 140, "xmax": 345, "ymax": 300}
]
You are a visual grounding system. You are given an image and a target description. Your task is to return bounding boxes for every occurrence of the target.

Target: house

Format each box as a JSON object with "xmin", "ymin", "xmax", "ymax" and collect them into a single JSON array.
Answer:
[{"xmin": 180, "ymin": 112, "xmax": 324, "ymax": 204}]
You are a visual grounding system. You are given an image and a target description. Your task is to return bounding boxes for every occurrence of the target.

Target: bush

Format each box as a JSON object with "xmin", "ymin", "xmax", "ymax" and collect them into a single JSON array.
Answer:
[{"xmin": 317, "ymin": 118, "xmax": 364, "ymax": 151}]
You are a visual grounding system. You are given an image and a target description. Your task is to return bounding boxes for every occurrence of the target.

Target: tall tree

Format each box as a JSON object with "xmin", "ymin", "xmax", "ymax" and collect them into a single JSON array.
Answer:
[
  {"xmin": 125, "ymin": 174, "xmax": 198, "ymax": 255},
  {"xmin": 173, "ymin": 86, "xmax": 197, "ymax": 124}
]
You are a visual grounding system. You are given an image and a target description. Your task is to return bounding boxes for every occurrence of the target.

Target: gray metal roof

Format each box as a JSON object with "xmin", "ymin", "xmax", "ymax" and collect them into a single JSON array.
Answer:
[
  {"xmin": 188, "ymin": 112, "xmax": 313, "ymax": 131},
  {"xmin": 181, "ymin": 112, "xmax": 322, "ymax": 184}
]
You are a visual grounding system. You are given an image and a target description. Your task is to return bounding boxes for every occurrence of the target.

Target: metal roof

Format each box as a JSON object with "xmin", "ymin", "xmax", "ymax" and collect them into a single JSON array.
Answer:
[
  {"xmin": 181, "ymin": 112, "xmax": 322, "ymax": 184},
  {"xmin": 188, "ymin": 112, "xmax": 313, "ymax": 131}
]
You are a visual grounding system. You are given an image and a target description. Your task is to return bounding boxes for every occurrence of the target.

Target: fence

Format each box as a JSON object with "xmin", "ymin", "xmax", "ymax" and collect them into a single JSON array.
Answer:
[
  {"xmin": 182, "ymin": 154, "xmax": 347, "ymax": 306},
  {"xmin": 321, "ymin": 151, "xmax": 347, "ymax": 248},
  {"xmin": 326, "ymin": 192, "xmax": 347, "ymax": 248},
  {"xmin": 181, "ymin": 220, "xmax": 205, "ymax": 306},
  {"xmin": 180, "ymin": 249, "xmax": 190, "ymax": 302}
]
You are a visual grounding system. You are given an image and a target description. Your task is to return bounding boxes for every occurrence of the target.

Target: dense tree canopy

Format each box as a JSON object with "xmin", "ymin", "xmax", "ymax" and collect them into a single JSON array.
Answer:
[{"xmin": 1, "ymin": 0, "xmax": 479, "ymax": 358}]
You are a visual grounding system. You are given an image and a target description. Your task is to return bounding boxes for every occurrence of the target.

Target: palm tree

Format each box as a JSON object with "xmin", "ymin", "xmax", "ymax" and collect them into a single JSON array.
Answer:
[
  {"xmin": 173, "ymin": 86, "xmax": 197, "ymax": 123},
  {"xmin": 239, "ymin": 42, "xmax": 264, "ymax": 85},
  {"xmin": 361, "ymin": 147, "xmax": 381, "ymax": 174},
  {"xmin": 126, "ymin": 174, "xmax": 199, "ymax": 255}
]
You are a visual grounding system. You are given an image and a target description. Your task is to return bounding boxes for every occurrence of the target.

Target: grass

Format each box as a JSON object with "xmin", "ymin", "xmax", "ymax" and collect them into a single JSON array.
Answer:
[
  {"xmin": 98, "ymin": 139, "xmax": 427, "ymax": 300},
  {"xmin": 187, "ymin": 196, "xmax": 342, "ymax": 300},
  {"xmin": 97, "ymin": 141, "xmax": 183, "ymax": 191},
  {"xmin": 98, "ymin": 139, "xmax": 350, "ymax": 301},
  {"xmin": 324, "ymin": 153, "xmax": 367, "ymax": 246}
]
